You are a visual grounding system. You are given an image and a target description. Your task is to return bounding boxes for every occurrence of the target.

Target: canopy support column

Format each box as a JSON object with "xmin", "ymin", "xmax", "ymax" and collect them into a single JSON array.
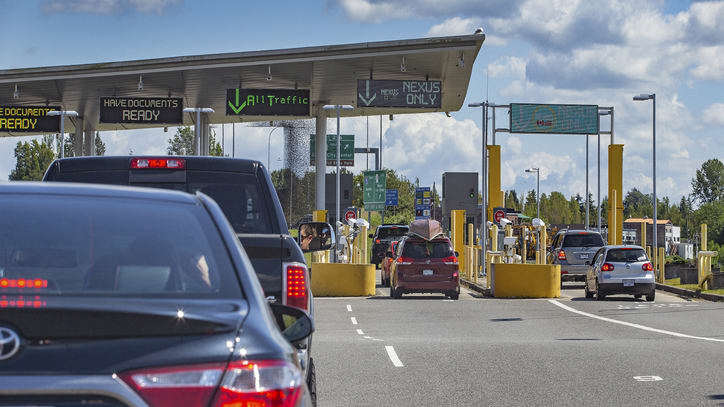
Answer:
[
  {"xmin": 84, "ymin": 129, "xmax": 95, "ymax": 156},
  {"xmin": 315, "ymin": 111, "xmax": 327, "ymax": 213}
]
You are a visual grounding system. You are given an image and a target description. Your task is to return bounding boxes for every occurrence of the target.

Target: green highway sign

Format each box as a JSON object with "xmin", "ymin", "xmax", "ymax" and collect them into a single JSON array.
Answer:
[
  {"xmin": 363, "ymin": 170, "xmax": 386, "ymax": 212},
  {"xmin": 310, "ymin": 134, "xmax": 354, "ymax": 166},
  {"xmin": 510, "ymin": 103, "xmax": 599, "ymax": 135}
]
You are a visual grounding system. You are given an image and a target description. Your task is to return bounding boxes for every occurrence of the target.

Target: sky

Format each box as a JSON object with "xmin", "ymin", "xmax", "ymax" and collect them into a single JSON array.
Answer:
[{"xmin": 1, "ymin": 0, "xmax": 723, "ymax": 204}]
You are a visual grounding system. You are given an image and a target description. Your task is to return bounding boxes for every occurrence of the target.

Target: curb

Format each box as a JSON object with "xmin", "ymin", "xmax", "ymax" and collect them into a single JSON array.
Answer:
[
  {"xmin": 461, "ymin": 278, "xmax": 491, "ymax": 296},
  {"xmin": 656, "ymin": 283, "xmax": 724, "ymax": 302}
]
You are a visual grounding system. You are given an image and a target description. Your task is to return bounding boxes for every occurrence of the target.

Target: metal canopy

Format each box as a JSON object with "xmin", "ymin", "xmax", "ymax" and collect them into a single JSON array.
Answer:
[{"xmin": 0, "ymin": 34, "xmax": 484, "ymax": 135}]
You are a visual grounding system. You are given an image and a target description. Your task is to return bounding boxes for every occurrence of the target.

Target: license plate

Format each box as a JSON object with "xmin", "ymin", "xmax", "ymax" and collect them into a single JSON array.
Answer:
[
  {"xmin": 579, "ymin": 253, "xmax": 589, "ymax": 259},
  {"xmin": 623, "ymin": 280, "xmax": 634, "ymax": 287},
  {"xmin": 423, "ymin": 269, "xmax": 434, "ymax": 276}
]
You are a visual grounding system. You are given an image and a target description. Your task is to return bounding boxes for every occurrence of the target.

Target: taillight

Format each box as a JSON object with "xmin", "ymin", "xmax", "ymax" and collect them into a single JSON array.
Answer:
[
  {"xmin": 642, "ymin": 262, "xmax": 653, "ymax": 271},
  {"xmin": 601, "ymin": 263, "xmax": 615, "ymax": 272},
  {"xmin": 442, "ymin": 256, "xmax": 458, "ymax": 265},
  {"xmin": 558, "ymin": 251, "xmax": 567, "ymax": 261},
  {"xmin": 0, "ymin": 278, "xmax": 47, "ymax": 288},
  {"xmin": 131, "ymin": 157, "xmax": 186, "ymax": 169},
  {"xmin": 375, "ymin": 239, "xmax": 381, "ymax": 244},
  {"xmin": 120, "ymin": 360, "xmax": 302, "ymax": 407},
  {"xmin": 285, "ymin": 264, "xmax": 308, "ymax": 311},
  {"xmin": 396, "ymin": 256, "xmax": 413, "ymax": 265}
]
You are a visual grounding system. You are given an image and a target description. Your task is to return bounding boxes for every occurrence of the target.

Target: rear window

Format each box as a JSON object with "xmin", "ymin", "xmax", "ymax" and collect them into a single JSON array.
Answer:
[
  {"xmin": 402, "ymin": 240, "xmax": 453, "ymax": 259},
  {"xmin": 377, "ymin": 227, "xmax": 409, "ymax": 240},
  {"xmin": 605, "ymin": 249, "xmax": 648, "ymax": 263},
  {"xmin": 562, "ymin": 233, "xmax": 604, "ymax": 248},
  {"xmin": 0, "ymin": 195, "xmax": 241, "ymax": 298}
]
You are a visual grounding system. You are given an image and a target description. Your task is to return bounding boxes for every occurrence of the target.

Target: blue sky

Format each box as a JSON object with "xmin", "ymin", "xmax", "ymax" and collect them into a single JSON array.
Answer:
[{"xmin": 1, "ymin": 0, "xmax": 724, "ymax": 206}]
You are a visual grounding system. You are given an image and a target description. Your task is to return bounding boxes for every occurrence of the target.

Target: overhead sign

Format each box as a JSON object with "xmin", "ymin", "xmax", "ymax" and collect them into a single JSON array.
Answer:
[
  {"xmin": 226, "ymin": 88, "xmax": 310, "ymax": 116},
  {"xmin": 100, "ymin": 97, "xmax": 182, "ymax": 124},
  {"xmin": 415, "ymin": 187, "xmax": 432, "ymax": 220},
  {"xmin": 510, "ymin": 103, "xmax": 599, "ymax": 135},
  {"xmin": 385, "ymin": 189, "xmax": 399, "ymax": 207},
  {"xmin": 363, "ymin": 170, "xmax": 387, "ymax": 212},
  {"xmin": 0, "ymin": 106, "xmax": 60, "ymax": 133},
  {"xmin": 357, "ymin": 80, "xmax": 441, "ymax": 108},
  {"xmin": 310, "ymin": 134, "xmax": 355, "ymax": 166}
]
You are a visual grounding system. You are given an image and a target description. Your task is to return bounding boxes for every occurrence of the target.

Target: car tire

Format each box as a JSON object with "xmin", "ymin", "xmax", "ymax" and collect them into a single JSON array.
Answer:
[
  {"xmin": 389, "ymin": 284, "xmax": 395, "ymax": 298},
  {"xmin": 634, "ymin": 294, "xmax": 642, "ymax": 300},
  {"xmin": 646, "ymin": 290, "xmax": 655, "ymax": 302},
  {"xmin": 584, "ymin": 283, "xmax": 594, "ymax": 299},
  {"xmin": 448, "ymin": 292, "xmax": 459, "ymax": 300},
  {"xmin": 307, "ymin": 357, "xmax": 317, "ymax": 407},
  {"xmin": 393, "ymin": 287, "xmax": 402, "ymax": 299},
  {"xmin": 595, "ymin": 281, "xmax": 606, "ymax": 301}
]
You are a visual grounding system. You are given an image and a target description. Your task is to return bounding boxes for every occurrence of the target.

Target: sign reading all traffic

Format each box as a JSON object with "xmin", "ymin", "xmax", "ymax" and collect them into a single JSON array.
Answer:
[
  {"xmin": 357, "ymin": 80, "xmax": 441, "ymax": 108},
  {"xmin": 310, "ymin": 134, "xmax": 354, "ymax": 166},
  {"xmin": 510, "ymin": 103, "xmax": 599, "ymax": 135},
  {"xmin": 100, "ymin": 97, "xmax": 182, "ymax": 124},
  {"xmin": 226, "ymin": 89, "xmax": 310, "ymax": 116},
  {"xmin": 0, "ymin": 106, "xmax": 60, "ymax": 133}
]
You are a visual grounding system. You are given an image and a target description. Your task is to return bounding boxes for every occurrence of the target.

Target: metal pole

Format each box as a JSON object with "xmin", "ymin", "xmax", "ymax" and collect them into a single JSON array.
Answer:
[
  {"xmin": 585, "ymin": 135, "xmax": 589, "ymax": 230},
  {"xmin": 379, "ymin": 115, "xmax": 383, "ymax": 169},
  {"xmin": 482, "ymin": 103, "xmax": 488, "ymax": 278},
  {"xmin": 492, "ymin": 106, "xmax": 496, "ymax": 145},
  {"xmin": 232, "ymin": 123, "xmax": 235, "ymax": 158},
  {"xmin": 366, "ymin": 116, "xmax": 369, "ymax": 170},
  {"xmin": 597, "ymin": 129, "xmax": 601, "ymax": 232},
  {"xmin": 195, "ymin": 110, "xmax": 201, "ymax": 156},
  {"xmin": 336, "ymin": 106, "xmax": 341, "ymax": 262},
  {"xmin": 59, "ymin": 115, "xmax": 65, "ymax": 159},
  {"xmin": 653, "ymin": 94, "xmax": 657, "ymax": 255},
  {"xmin": 536, "ymin": 170, "xmax": 540, "ymax": 219},
  {"xmin": 222, "ymin": 124, "xmax": 225, "ymax": 155}
]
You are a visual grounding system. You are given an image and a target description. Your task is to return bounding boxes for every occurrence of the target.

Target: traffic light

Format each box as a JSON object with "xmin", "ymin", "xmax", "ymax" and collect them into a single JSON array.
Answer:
[{"xmin": 469, "ymin": 188, "xmax": 475, "ymax": 199}]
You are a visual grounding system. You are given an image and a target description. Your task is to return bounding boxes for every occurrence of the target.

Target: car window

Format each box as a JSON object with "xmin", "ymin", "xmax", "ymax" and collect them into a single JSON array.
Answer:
[
  {"xmin": 402, "ymin": 240, "xmax": 453, "ymax": 259},
  {"xmin": 377, "ymin": 227, "xmax": 409, "ymax": 240},
  {"xmin": 562, "ymin": 233, "xmax": 605, "ymax": 247},
  {"xmin": 591, "ymin": 248, "xmax": 603, "ymax": 265},
  {"xmin": 0, "ymin": 195, "xmax": 241, "ymax": 298},
  {"xmin": 605, "ymin": 248, "xmax": 648, "ymax": 263}
]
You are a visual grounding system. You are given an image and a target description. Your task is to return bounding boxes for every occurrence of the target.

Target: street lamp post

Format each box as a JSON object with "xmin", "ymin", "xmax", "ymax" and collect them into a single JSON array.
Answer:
[
  {"xmin": 46, "ymin": 110, "xmax": 79, "ymax": 158},
  {"xmin": 469, "ymin": 101, "xmax": 487, "ymax": 279},
  {"xmin": 267, "ymin": 126, "xmax": 282, "ymax": 169},
  {"xmin": 182, "ymin": 107, "xmax": 215, "ymax": 155},
  {"xmin": 633, "ymin": 93, "xmax": 656, "ymax": 255},
  {"xmin": 526, "ymin": 168, "xmax": 540, "ymax": 219},
  {"xmin": 324, "ymin": 104, "xmax": 354, "ymax": 263}
]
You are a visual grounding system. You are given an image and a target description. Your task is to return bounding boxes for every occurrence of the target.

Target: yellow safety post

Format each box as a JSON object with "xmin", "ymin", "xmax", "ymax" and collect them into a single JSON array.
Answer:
[
  {"xmin": 539, "ymin": 226, "xmax": 547, "ymax": 265},
  {"xmin": 658, "ymin": 247, "xmax": 665, "ymax": 283},
  {"xmin": 608, "ymin": 145, "xmax": 624, "ymax": 245},
  {"xmin": 521, "ymin": 226, "xmax": 527, "ymax": 265},
  {"xmin": 451, "ymin": 210, "xmax": 466, "ymax": 272},
  {"xmin": 359, "ymin": 224, "xmax": 368, "ymax": 265},
  {"xmin": 467, "ymin": 223, "xmax": 475, "ymax": 280},
  {"xmin": 640, "ymin": 222, "xmax": 647, "ymax": 248},
  {"xmin": 473, "ymin": 246, "xmax": 479, "ymax": 285},
  {"xmin": 313, "ymin": 210, "xmax": 328, "ymax": 263},
  {"xmin": 487, "ymin": 145, "xmax": 502, "ymax": 221}
]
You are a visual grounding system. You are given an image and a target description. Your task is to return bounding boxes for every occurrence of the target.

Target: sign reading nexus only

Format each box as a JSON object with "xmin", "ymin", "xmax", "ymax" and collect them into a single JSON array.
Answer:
[
  {"xmin": 226, "ymin": 89, "xmax": 310, "ymax": 116},
  {"xmin": 357, "ymin": 80, "xmax": 441, "ymax": 108},
  {"xmin": 100, "ymin": 97, "xmax": 183, "ymax": 124}
]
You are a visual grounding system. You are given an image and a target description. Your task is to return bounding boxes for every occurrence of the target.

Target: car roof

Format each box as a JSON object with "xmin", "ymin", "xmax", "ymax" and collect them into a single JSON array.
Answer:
[
  {"xmin": 604, "ymin": 245, "xmax": 645, "ymax": 250},
  {"xmin": 562, "ymin": 229, "xmax": 601, "ymax": 235},
  {"xmin": 0, "ymin": 181, "xmax": 199, "ymax": 205},
  {"xmin": 49, "ymin": 155, "xmax": 260, "ymax": 174}
]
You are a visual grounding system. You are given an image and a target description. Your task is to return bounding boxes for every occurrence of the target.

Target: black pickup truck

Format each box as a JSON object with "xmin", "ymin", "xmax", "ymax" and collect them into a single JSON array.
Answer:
[{"xmin": 43, "ymin": 156, "xmax": 327, "ymax": 405}]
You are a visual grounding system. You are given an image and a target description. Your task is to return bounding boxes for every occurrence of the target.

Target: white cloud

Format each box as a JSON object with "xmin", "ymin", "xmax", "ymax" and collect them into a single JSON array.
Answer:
[
  {"xmin": 702, "ymin": 103, "xmax": 724, "ymax": 127},
  {"xmin": 488, "ymin": 56, "xmax": 526, "ymax": 80},
  {"xmin": 41, "ymin": 0, "xmax": 180, "ymax": 14},
  {"xmin": 692, "ymin": 46, "xmax": 724, "ymax": 80},
  {"xmin": 426, "ymin": 17, "xmax": 482, "ymax": 37},
  {"xmin": 334, "ymin": 0, "xmax": 521, "ymax": 23}
]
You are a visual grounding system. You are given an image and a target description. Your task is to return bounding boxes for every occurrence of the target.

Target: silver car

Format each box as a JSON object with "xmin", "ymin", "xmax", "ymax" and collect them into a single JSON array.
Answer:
[
  {"xmin": 549, "ymin": 230, "xmax": 605, "ymax": 285},
  {"xmin": 585, "ymin": 245, "xmax": 656, "ymax": 301}
]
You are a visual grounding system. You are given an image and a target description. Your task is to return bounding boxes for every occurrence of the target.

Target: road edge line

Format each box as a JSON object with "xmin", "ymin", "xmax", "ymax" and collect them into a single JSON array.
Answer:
[{"xmin": 385, "ymin": 345, "xmax": 404, "ymax": 367}]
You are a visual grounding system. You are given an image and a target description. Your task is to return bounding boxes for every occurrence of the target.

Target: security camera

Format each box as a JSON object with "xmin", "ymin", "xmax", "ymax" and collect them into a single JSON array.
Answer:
[
  {"xmin": 266, "ymin": 75, "xmax": 272, "ymax": 81},
  {"xmin": 532, "ymin": 218, "xmax": 546, "ymax": 227},
  {"xmin": 474, "ymin": 27, "xmax": 484, "ymax": 35},
  {"xmin": 499, "ymin": 218, "xmax": 512, "ymax": 227}
]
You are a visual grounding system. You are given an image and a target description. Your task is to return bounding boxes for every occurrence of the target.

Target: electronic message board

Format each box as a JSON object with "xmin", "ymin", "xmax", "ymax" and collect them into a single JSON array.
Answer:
[
  {"xmin": 0, "ymin": 106, "xmax": 60, "ymax": 133},
  {"xmin": 226, "ymin": 89, "xmax": 310, "ymax": 116},
  {"xmin": 100, "ymin": 97, "xmax": 183, "ymax": 124},
  {"xmin": 510, "ymin": 103, "xmax": 599, "ymax": 135},
  {"xmin": 357, "ymin": 80, "xmax": 441, "ymax": 108}
]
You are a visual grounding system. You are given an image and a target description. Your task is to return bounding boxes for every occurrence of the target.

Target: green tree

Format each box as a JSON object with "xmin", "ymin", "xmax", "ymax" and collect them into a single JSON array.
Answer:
[
  {"xmin": 691, "ymin": 158, "xmax": 724, "ymax": 204},
  {"xmin": 167, "ymin": 126, "xmax": 223, "ymax": 156},
  {"xmin": 9, "ymin": 136, "xmax": 56, "ymax": 181},
  {"xmin": 63, "ymin": 133, "xmax": 106, "ymax": 157},
  {"xmin": 694, "ymin": 200, "xmax": 724, "ymax": 245}
]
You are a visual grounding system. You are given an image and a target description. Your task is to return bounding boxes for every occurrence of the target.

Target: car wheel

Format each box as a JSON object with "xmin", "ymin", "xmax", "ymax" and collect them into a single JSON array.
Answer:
[
  {"xmin": 584, "ymin": 282, "xmax": 594, "ymax": 299},
  {"xmin": 448, "ymin": 292, "xmax": 459, "ymax": 300},
  {"xmin": 380, "ymin": 273, "xmax": 385, "ymax": 287},
  {"xmin": 389, "ymin": 284, "xmax": 395, "ymax": 298},
  {"xmin": 634, "ymin": 294, "xmax": 642, "ymax": 300},
  {"xmin": 595, "ymin": 281, "xmax": 606, "ymax": 301},
  {"xmin": 393, "ymin": 287, "xmax": 403, "ymax": 299},
  {"xmin": 646, "ymin": 290, "xmax": 655, "ymax": 302},
  {"xmin": 307, "ymin": 357, "xmax": 317, "ymax": 406}
]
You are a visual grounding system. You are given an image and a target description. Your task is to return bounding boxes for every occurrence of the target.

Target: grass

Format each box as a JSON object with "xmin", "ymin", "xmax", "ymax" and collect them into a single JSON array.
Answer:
[{"xmin": 664, "ymin": 277, "xmax": 724, "ymax": 295}]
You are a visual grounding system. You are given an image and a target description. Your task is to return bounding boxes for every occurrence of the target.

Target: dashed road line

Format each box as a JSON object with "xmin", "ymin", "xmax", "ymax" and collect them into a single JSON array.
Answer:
[
  {"xmin": 346, "ymin": 304, "xmax": 352, "ymax": 312},
  {"xmin": 385, "ymin": 346, "xmax": 404, "ymax": 367},
  {"xmin": 549, "ymin": 299, "xmax": 724, "ymax": 343},
  {"xmin": 351, "ymin": 317, "xmax": 358, "ymax": 325},
  {"xmin": 356, "ymin": 329, "xmax": 364, "ymax": 335}
]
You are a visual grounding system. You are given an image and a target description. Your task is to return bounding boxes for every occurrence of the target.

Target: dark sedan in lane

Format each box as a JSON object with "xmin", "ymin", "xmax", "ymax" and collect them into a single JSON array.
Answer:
[{"xmin": 0, "ymin": 182, "xmax": 312, "ymax": 407}]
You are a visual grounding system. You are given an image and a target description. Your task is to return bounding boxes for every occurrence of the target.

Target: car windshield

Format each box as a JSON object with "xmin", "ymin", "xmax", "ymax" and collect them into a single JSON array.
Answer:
[
  {"xmin": 402, "ymin": 240, "xmax": 453, "ymax": 259},
  {"xmin": 377, "ymin": 227, "xmax": 409, "ymax": 240},
  {"xmin": 605, "ymin": 249, "xmax": 648, "ymax": 263},
  {"xmin": 562, "ymin": 233, "xmax": 605, "ymax": 247},
  {"xmin": 0, "ymin": 195, "xmax": 241, "ymax": 298}
]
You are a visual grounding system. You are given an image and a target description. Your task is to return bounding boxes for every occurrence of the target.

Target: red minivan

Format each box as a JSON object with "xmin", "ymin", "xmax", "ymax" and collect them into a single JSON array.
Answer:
[{"xmin": 390, "ymin": 236, "xmax": 460, "ymax": 300}]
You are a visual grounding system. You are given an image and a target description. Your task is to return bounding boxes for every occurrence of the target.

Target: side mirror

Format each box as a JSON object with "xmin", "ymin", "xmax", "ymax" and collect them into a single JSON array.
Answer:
[
  {"xmin": 298, "ymin": 222, "xmax": 336, "ymax": 253},
  {"xmin": 269, "ymin": 303, "xmax": 314, "ymax": 345},
  {"xmin": 368, "ymin": 233, "xmax": 374, "ymax": 239}
]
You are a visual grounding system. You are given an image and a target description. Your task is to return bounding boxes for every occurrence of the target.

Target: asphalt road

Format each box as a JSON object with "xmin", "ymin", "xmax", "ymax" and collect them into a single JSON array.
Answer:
[{"xmin": 313, "ymin": 272, "xmax": 724, "ymax": 406}]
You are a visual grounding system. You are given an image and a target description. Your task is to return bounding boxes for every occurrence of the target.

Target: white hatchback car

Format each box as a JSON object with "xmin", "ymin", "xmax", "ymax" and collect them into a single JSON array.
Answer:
[{"xmin": 585, "ymin": 245, "xmax": 656, "ymax": 301}]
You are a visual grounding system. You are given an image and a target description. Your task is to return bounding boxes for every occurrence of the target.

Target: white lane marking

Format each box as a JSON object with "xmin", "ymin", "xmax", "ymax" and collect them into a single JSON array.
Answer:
[
  {"xmin": 356, "ymin": 329, "xmax": 364, "ymax": 335},
  {"xmin": 634, "ymin": 376, "xmax": 662, "ymax": 382},
  {"xmin": 442, "ymin": 299, "xmax": 454, "ymax": 302},
  {"xmin": 346, "ymin": 304, "xmax": 352, "ymax": 312},
  {"xmin": 549, "ymin": 300, "xmax": 724, "ymax": 343},
  {"xmin": 385, "ymin": 346, "xmax": 404, "ymax": 367},
  {"xmin": 351, "ymin": 317, "xmax": 358, "ymax": 325},
  {"xmin": 364, "ymin": 336, "xmax": 373, "ymax": 339}
]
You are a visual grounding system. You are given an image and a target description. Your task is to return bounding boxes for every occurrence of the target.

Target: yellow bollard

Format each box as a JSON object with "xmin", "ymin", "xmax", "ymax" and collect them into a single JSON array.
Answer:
[
  {"xmin": 608, "ymin": 145, "xmax": 624, "ymax": 245},
  {"xmin": 467, "ymin": 223, "xmax": 475, "ymax": 280},
  {"xmin": 473, "ymin": 246, "xmax": 479, "ymax": 285},
  {"xmin": 701, "ymin": 224, "xmax": 708, "ymax": 289},
  {"xmin": 658, "ymin": 247, "xmax": 665, "ymax": 283},
  {"xmin": 359, "ymin": 224, "xmax": 368, "ymax": 265},
  {"xmin": 451, "ymin": 210, "xmax": 466, "ymax": 272},
  {"xmin": 640, "ymin": 222, "xmax": 647, "ymax": 248},
  {"xmin": 539, "ymin": 226, "xmax": 547, "ymax": 265},
  {"xmin": 521, "ymin": 226, "xmax": 527, "ymax": 265},
  {"xmin": 608, "ymin": 189, "xmax": 618, "ymax": 245}
]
